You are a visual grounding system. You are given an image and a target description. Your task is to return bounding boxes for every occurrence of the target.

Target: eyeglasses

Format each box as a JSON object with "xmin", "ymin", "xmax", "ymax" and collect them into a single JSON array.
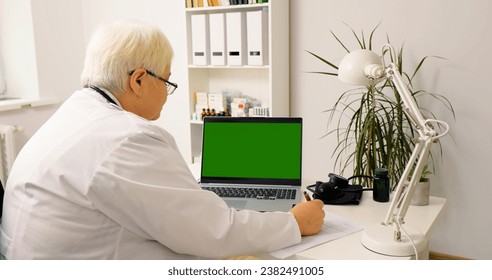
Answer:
[{"xmin": 128, "ymin": 69, "xmax": 178, "ymax": 95}]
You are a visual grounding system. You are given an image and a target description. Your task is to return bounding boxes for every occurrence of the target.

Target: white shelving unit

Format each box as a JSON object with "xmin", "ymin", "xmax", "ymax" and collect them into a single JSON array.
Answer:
[{"xmin": 185, "ymin": 0, "xmax": 290, "ymax": 163}]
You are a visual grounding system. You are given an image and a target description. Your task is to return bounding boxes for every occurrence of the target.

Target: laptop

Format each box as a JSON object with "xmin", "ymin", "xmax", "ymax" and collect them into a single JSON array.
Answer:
[{"xmin": 200, "ymin": 117, "xmax": 303, "ymax": 212}]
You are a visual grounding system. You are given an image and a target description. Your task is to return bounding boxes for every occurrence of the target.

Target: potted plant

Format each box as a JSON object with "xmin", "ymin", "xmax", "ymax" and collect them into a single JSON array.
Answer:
[
  {"xmin": 409, "ymin": 164, "xmax": 432, "ymax": 205},
  {"xmin": 307, "ymin": 24, "xmax": 455, "ymax": 189}
]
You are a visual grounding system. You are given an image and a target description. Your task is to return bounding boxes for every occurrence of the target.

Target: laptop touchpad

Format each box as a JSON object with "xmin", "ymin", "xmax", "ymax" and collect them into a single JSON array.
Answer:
[{"xmin": 225, "ymin": 200, "xmax": 247, "ymax": 209}]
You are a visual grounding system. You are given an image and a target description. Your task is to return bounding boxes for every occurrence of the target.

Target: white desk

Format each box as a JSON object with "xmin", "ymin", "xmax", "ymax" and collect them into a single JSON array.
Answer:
[
  {"xmin": 288, "ymin": 195, "xmax": 447, "ymax": 260},
  {"xmin": 188, "ymin": 164, "xmax": 446, "ymax": 260}
]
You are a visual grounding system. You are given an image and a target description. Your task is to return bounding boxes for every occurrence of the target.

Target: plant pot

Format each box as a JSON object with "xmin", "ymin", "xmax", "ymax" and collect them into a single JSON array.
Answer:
[{"xmin": 411, "ymin": 181, "xmax": 430, "ymax": 206}]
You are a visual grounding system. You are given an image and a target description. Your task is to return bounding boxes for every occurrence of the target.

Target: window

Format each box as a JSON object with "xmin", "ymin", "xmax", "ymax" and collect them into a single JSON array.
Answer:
[{"xmin": 0, "ymin": 0, "xmax": 62, "ymax": 110}]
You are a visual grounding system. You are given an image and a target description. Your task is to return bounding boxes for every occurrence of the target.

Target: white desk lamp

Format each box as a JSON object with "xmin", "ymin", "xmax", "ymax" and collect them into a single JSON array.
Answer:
[{"xmin": 337, "ymin": 44, "xmax": 450, "ymax": 257}]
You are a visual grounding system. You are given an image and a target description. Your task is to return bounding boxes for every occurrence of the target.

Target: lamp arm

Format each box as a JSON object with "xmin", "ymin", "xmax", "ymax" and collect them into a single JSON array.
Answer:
[
  {"xmin": 386, "ymin": 63, "xmax": 431, "ymax": 136},
  {"xmin": 383, "ymin": 137, "xmax": 432, "ymax": 226},
  {"xmin": 377, "ymin": 62, "xmax": 449, "ymax": 229}
]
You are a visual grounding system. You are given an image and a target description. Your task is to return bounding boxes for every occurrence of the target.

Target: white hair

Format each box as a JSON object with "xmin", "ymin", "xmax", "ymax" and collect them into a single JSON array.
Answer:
[{"xmin": 80, "ymin": 19, "xmax": 174, "ymax": 95}]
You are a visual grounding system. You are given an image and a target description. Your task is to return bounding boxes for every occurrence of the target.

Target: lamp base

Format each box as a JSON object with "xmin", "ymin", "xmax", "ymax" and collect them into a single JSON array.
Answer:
[{"xmin": 361, "ymin": 223, "xmax": 428, "ymax": 257}]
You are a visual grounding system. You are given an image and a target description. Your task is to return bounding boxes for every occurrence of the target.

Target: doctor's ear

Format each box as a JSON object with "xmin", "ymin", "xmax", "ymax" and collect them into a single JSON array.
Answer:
[{"xmin": 128, "ymin": 68, "xmax": 146, "ymax": 93}]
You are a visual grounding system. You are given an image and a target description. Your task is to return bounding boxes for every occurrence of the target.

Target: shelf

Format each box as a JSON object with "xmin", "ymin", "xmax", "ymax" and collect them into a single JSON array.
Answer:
[
  {"xmin": 187, "ymin": 65, "xmax": 269, "ymax": 69},
  {"xmin": 0, "ymin": 97, "xmax": 59, "ymax": 112},
  {"xmin": 185, "ymin": 3, "xmax": 269, "ymax": 14}
]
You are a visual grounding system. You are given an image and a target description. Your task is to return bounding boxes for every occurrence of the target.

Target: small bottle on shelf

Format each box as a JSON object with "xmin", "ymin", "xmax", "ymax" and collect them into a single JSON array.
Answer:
[{"xmin": 201, "ymin": 108, "xmax": 207, "ymax": 120}]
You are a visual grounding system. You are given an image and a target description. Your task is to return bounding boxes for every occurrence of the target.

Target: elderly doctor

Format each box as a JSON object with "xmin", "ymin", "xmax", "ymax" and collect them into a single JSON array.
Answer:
[{"xmin": 0, "ymin": 19, "xmax": 324, "ymax": 259}]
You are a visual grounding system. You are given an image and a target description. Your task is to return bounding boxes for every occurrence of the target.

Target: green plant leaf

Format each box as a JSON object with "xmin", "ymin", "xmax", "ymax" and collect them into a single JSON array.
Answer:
[
  {"xmin": 305, "ymin": 50, "xmax": 339, "ymax": 70},
  {"xmin": 308, "ymin": 24, "xmax": 455, "ymax": 187},
  {"xmin": 368, "ymin": 22, "xmax": 382, "ymax": 51},
  {"xmin": 330, "ymin": 30, "xmax": 350, "ymax": 53}
]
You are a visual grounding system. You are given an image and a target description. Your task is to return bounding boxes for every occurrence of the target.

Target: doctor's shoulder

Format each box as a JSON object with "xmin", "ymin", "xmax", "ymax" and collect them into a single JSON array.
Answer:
[{"xmin": 128, "ymin": 121, "xmax": 178, "ymax": 147}]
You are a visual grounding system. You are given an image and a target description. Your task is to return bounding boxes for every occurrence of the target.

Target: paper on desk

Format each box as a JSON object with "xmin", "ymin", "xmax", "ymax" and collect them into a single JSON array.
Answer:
[{"xmin": 269, "ymin": 211, "xmax": 364, "ymax": 259}]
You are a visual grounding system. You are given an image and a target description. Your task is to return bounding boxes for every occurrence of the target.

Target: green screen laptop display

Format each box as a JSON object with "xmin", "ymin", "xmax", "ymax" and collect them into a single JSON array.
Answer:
[{"xmin": 200, "ymin": 117, "xmax": 302, "ymax": 186}]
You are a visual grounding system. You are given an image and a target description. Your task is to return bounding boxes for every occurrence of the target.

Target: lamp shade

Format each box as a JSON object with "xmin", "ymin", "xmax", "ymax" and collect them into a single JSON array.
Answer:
[{"xmin": 338, "ymin": 49, "xmax": 383, "ymax": 86}]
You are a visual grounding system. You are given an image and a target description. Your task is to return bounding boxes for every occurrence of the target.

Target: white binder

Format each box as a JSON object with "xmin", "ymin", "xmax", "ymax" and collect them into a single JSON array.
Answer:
[
  {"xmin": 226, "ymin": 12, "xmax": 247, "ymax": 66},
  {"xmin": 246, "ymin": 9, "xmax": 268, "ymax": 66},
  {"xmin": 209, "ymin": 13, "xmax": 227, "ymax": 66},
  {"xmin": 191, "ymin": 14, "xmax": 210, "ymax": 66}
]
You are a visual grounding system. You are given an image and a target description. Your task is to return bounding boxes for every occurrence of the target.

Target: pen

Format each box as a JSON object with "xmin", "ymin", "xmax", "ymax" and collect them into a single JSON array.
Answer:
[{"xmin": 304, "ymin": 191, "xmax": 312, "ymax": 202}]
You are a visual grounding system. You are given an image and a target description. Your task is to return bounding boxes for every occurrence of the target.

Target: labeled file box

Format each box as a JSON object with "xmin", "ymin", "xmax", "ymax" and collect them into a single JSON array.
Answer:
[
  {"xmin": 191, "ymin": 14, "xmax": 210, "ymax": 65},
  {"xmin": 209, "ymin": 13, "xmax": 227, "ymax": 66},
  {"xmin": 246, "ymin": 9, "xmax": 268, "ymax": 66},
  {"xmin": 226, "ymin": 12, "xmax": 247, "ymax": 66}
]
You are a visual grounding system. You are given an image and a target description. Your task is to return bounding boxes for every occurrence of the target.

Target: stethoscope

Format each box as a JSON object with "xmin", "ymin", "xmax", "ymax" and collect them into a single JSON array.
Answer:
[{"xmin": 84, "ymin": 85, "xmax": 118, "ymax": 107}]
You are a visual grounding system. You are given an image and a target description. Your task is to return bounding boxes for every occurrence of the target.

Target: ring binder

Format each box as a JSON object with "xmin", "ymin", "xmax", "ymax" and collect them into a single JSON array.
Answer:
[
  {"xmin": 209, "ymin": 13, "xmax": 227, "ymax": 65},
  {"xmin": 226, "ymin": 12, "xmax": 247, "ymax": 66},
  {"xmin": 246, "ymin": 9, "xmax": 268, "ymax": 65},
  {"xmin": 191, "ymin": 14, "xmax": 210, "ymax": 65}
]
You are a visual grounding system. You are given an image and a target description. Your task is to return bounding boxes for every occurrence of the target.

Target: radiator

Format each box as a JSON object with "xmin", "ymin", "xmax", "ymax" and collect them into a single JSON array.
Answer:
[{"xmin": 0, "ymin": 124, "xmax": 22, "ymax": 186}]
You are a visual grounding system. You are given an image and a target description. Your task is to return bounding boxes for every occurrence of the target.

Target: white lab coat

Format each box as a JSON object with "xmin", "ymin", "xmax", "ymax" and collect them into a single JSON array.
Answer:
[{"xmin": 0, "ymin": 88, "xmax": 301, "ymax": 259}]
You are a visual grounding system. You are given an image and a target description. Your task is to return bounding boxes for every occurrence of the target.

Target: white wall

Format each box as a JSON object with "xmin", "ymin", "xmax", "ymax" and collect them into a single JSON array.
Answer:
[
  {"xmin": 1, "ymin": 0, "xmax": 491, "ymax": 259},
  {"xmin": 291, "ymin": 0, "xmax": 492, "ymax": 259},
  {"xmin": 0, "ymin": 0, "xmax": 39, "ymax": 99},
  {"xmin": 31, "ymin": 0, "xmax": 86, "ymax": 100}
]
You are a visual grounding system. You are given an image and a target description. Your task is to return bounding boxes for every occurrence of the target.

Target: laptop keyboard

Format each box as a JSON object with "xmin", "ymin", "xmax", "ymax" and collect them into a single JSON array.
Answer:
[{"xmin": 202, "ymin": 186, "xmax": 297, "ymax": 200}]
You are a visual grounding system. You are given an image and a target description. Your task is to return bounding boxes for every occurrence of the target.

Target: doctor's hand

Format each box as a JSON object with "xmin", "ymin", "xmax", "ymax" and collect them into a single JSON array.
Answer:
[{"xmin": 290, "ymin": 199, "xmax": 325, "ymax": 236}]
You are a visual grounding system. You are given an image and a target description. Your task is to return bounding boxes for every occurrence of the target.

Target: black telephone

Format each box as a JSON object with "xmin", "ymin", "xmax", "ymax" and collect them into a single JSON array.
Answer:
[{"xmin": 306, "ymin": 173, "xmax": 368, "ymax": 205}]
